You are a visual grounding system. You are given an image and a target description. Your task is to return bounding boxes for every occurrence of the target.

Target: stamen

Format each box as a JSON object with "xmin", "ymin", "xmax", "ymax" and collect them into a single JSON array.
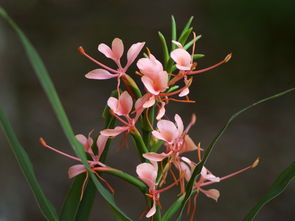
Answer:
[
  {"xmin": 187, "ymin": 53, "xmax": 232, "ymax": 75},
  {"xmin": 109, "ymin": 110, "xmax": 129, "ymax": 125},
  {"xmin": 94, "ymin": 170, "xmax": 115, "ymax": 195},
  {"xmin": 135, "ymin": 71, "xmax": 143, "ymax": 76},
  {"xmin": 191, "ymin": 32, "xmax": 197, "ymax": 61},
  {"xmin": 40, "ymin": 138, "xmax": 81, "ymax": 162},
  {"xmin": 197, "ymin": 142, "xmax": 202, "ymax": 162},
  {"xmin": 78, "ymin": 46, "xmax": 123, "ymax": 75},
  {"xmin": 190, "ymin": 191, "xmax": 199, "ymax": 221},
  {"xmin": 80, "ymin": 172, "xmax": 89, "ymax": 200},
  {"xmin": 167, "ymin": 98, "xmax": 196, "ymax": 103},
  {"xmin": 146, "ymin": 47, "xmax": 151, "ymax": 57},
  {"xmin": 145, "ymin": 108, "xmax": 154, "ymax": 130}
]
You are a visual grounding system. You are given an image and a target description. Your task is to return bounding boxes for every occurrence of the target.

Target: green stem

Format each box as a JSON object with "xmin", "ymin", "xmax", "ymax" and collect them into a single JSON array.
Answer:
[{"xmin": 130, "ymin": 128, "xmax": 149, "ymax": 161}]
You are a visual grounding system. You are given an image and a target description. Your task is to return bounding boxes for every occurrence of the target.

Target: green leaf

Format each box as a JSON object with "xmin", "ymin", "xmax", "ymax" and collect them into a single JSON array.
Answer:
[
  {"xmin": 0, "ymin": 8, "xmax": 132, "ymax": 221},
  {"xmin": 60, "ymin": 174, "xmax": 86, "ymax": 221},
  {"xmin": 0, "ymin": 110, "xmax": 58, "ymax": 221},
  {"xmin": 158, "ymin": 31, "xmax": 170, "ymax": 69},
  {"xmin": 243, "ymin": 161, "xmax": 295, "ymax": 221},
  {"xmin": 162, "ymin": 194, "xmax": 185, "ymax": 221},
  {"xmin": 176, "ymin": 88, "xmax": 295, "ymax": 221},
  {"xmin": 171, "ymin": 15, "xmax": 177, "ymax": 50},
  {"xmin": 179, "ymin": 16, "xmax": 194, "ymax": 40},
  {"xmin": 183, "ymin": 35, "xmax": 202, "ymax": 50},
  {"xmin": 130, "ymin": 128, "xmax": 149, "ymax": 161},
  {"xmin": 178, "ymin": 27, "xmax": 193, "ymax": 46}
]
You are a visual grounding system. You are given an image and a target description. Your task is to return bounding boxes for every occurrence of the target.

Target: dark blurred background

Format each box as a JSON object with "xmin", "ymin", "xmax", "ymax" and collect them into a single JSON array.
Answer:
[{"xmin": 0, "ymin": 0, "xmax": 294, "ymax": 220}]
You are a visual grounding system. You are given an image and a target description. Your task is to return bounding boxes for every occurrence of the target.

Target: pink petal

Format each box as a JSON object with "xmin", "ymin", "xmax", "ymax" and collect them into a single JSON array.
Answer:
[
  {"xmin": 201, "ymin": 189, "xmax": 220, "ymax": 201},
  {"xmin": 136, "ymin": 163, "xmax": 157, "ymax": 190},
  {"xmin": 117, "ymin": 91, "xmax": 133, "ymax": 115},
  {"xmin": 126, "ymin": 42, "xmax": 145, "ymax": 68},
  {"xmin": 174, "ymin": 114, "xmax": 184, "ymax": 136},
  {"xmin": 201, "ymin": 167, "xmax": 220, "ymax": 182},
  {"xmin": 85, "ymin": 69, "xmax": 118, "ymax": 80},
  {"xmin": 75, "ymin": 134, "xmax": 87, "ymax": 146},
  {"xmin": 146, "ymin": 200, "xmax": 157, "ymax": 218},
  {"xmin": 143, "ymin": 95, "xmax": 155, "ymax": 108},
  {"xmin": 96, "ymin": 135, "xmax": 108, "ymax": 159},
  {"xmin": 98, "ymin": 43, "xmax": 113, "ymax": 59},
  {"xmin": 181, "ymin": 135, "xmax": 198, "ymax": 153},
  {"xmin": 172, "ymin": 40, "xmax": 183, "ymax": 48},
  {"xmin": 143, "ymin": 152, "xmax": 170, "ymax": 162},
  {"xmin": 156, "ymin": 119, "xmax": 179, "ymax": 143},
  {"xmin": 179, "ymin": 87, "xmax": 189, "ymax": 97},
  {"xmin": 111, "ymin": 38, "xmax": 124, "ymax": 60},
  {"xmin": 100, "ymin": 126, "xmax": 128, "ymax": 137},
  {"xmin": 137, "ymin": 54, "xmax": 163, "ymax": 78},
  {"xmin": 107, "ymin": 97, "xmax": 118, "ymax": 113},
  {"xmin": 180, "ymin": 162, "xmax": 192, "ymax": 181},
  {"xmin": 68, "ymin": 164, "xmax": 86, "ymax": 179},
  {"xmin": 141, "ymin": 76, "xmax": 160, "ymax": 95},
  {"xmin": 171, "ymin": 48, "xmax": 192, "ymax": 71},
  {"xmin": 156, "ymin": 102, "xmax": 166, "ymax": 120}
]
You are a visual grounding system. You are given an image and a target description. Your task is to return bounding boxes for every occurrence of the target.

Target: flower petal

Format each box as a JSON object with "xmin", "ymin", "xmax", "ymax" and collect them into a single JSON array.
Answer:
[
  {"xmin": 75, "ymin": 134, "xmax": 87, "ymax": 146},
  {"xmin": 141, "ymin": 76, "xmax": 160, "ymax": 95},
  {"xmin": 98, "ymin": 43, "xmax": 113, "ymax": 59},
  {"xmin": 156, "ymin": 119, "xmax": 179, "ymax": 143},
  {"xmin": 143, "ymin": 94, "xmax": 155, "ymax": 108},
  {"xmin": 174, "ymin": 114, "xmax": 184, "ymax": 136},
  {"xmin": 179, "ymin": 87, "xmax": 189, "ymax": 97},
  {"xmin": 85, "ymin": 69, "xmax": 118, "ymax": 80},
  {"xmin": 107, "ymin": 97, "xmax": 119, "ymax": 113},
  {"xmin": 112, "ymin": 38, "xmax": 124, "ymax": 60},
  {"xmin": 126, "ymin": 42, "xmax": 145, "ymax": 68},
  {"xmin": 181, "ymin": 135, "xmax": 198, "ymax": 153},
  {"xmin": 96, "ymin": 135, "xmax": 108, "ymax": 159},
  {"xmin": 100, "ymin": 126, "xmax": 128, "ymax": 137},
  {"xmin": 137, "ymin": 54, "xmax": 163, "ymax": 78},
  {"xmin": 156, "ymin": 102, "xmax": 166, "ymax": 120},
  {"xmin": 117, "ymin": 91, "xmax": 133, "ymax": 115},
  {"xmin": 146, "ymin": 200, "xmax": 157, "ymax": 218},
  {"xmin": 68, "ymin": 164, "xmax": 86, "ymax": 179},
  {"xmin": 171, "ymin": 48, "xmax": 192, "ymax": 71},
  {"xmin": 136, "ymin": 162, "xmax": 157, "ymax": 190},
  {"xmin": 201, "ymin": 188, "xmax": 220, "ymax": 201},
  {"xmin": 143, "ymin": 152, "xmax": 170, "ymax": 162}
]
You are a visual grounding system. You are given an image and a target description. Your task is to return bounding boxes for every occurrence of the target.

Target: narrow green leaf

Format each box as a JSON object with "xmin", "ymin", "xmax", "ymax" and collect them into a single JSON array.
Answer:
[
  {"xmin": 130, "ymin": 128, "xmax": 149, "ymax": 161},
  {"xmin": 60, "ymin": 174, "xmax": 86, "ymax": 221},
  {"xmin": 0, "ymin": 110, "xmax": 58, "ymax": 221},
  {"xmin": 183, "ymin": 35, "xmax": 202, "ymax": 50},
  {"xmin": 162, "ymin": 194, "xmax": 185, "ymax": 221},
  {"xmin": 179, "ymin": 16, "xmax": 194, "ymax": 41},
  {"xmin": 0, "ymin": 8, "xmax": 132, "ymax": 221},
  {"xmin": 193, "ymin": 54, "xmax": 205, "ymax": 59},
  {"xmin": 171, "ymin": 15, "xmax": 177, "ymax": 50},
  {"xmin": 178, "ymin": 27, "xmax": 193, "ymax": 46},
  {"xmin": 158, "ymin": 31, "xmax": 170, "ymax": 69},
  {"xmin": 176, "ymin": 88, "xmax": 295, "ymax": 220},
  {"xmin": 243, "ymin": 161, "xmax": 295, "ymax": 221}
]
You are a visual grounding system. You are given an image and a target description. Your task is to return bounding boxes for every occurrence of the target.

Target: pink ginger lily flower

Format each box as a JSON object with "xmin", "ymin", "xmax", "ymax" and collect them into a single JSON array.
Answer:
[
  {"xmin": 79, "ymin": 38, "xmax": 145, "ymax": 93},
  {"xmin": 143, "ymin": 114, "xmax": 198, "ymax": 189},
  {"xmin": 136, "ymin": 160, "xmax": 180, "ymax": 218},
  {"xmin": 171, "ymin": 40, "xmax": 193, "ymax": 71},
  {"xmin": 40, "ymin": 133, "xmax": 116, "ymax": 199},
  {"xmin": 100, "ymin": 91, "xmax": 145, "ymax": 149},
  {"xmin": 180, "ymin": 156, "xmax": 259, "ymax": 221}
]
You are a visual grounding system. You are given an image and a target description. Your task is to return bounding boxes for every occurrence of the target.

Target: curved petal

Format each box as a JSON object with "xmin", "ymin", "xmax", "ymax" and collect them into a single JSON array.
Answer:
[
  {"xmin": 136, "ymin": 163, "xmax": 157, "ymax": 190},
  {"xmin": 117, "ymin": 91, "xmax": 133, "ymax": 115},
  {"xmin": 181, "ymin": 135, "xmax": 198, "ymax": 153},
  {"xmin": 143, "ymin": 94, "xmax": 155, "ymax": 108},
  {"xmin": 137, "ymin": 54, "xmax": 163, "ymax": 78},
  {"xmin": 107, "ymin": 97, "xmax": 118, "ymax": 113},
  {"xmin": 143, "ymin": 152, "xmax": 170, "ymax": 162},
  {"xmin": 146, "ymin": 200, "xmax": 157, "ymax": 218},
  {"xmin": 98, "ymin": 43, "xmax": 113, "ymax": 59},
  {"xmin": 126, "ymin": 42, "xmax": 145, "ymax": 68},
  {"xmin": 141, "ymin": 76, "xmax": 159, "ymax": 95},
  {"xmin": 85, "ymin": 69, "xmax": 118, "ymax": 80},
  {"xmin": 180, "ymin": 161, "xmax": 192, "ymax": 181},
  {"xmin": 201, "ymin": 188, "xmax": 220, "ymax": 201},
  {"xmin": 100, "ymin": 126, "xmax": 128, "ymax": 137},
  {"xmin": 171, "ymin": 48, "xmax": 192, "ymax": 70},
  {"xmin": 68, "ymin": 164, "xmax": 86, "ymax": 179},
  {"xmin": 156, "ymin": 119, "xmax": 178, "ymax": 143},
  {"xmin": 75, "ymin": 134, "xmax": 87, "ymax": 146},
  {"xmin": 179, "ymin": 87, "xmax": 189, "ymax": 97},
  {"xmin": 112, "ymin": 38, "xmax": 124, "ymax": 60},
  {"xmin": 174, "ymin": 114, "xmax": 184, "ymax": 136},
  {"xmin": 156, "ymin": 102, "xmax": 166, "ymax": 120},
  {"xmin": 96, "ymin": 135, "xmax": 108, "ymax": 159}
]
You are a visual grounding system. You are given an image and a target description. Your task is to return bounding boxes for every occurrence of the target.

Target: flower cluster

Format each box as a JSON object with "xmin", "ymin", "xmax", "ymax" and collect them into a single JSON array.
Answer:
[{"xmin": 39, "ymin": 20, "xmax": 258, "ymax": 220}]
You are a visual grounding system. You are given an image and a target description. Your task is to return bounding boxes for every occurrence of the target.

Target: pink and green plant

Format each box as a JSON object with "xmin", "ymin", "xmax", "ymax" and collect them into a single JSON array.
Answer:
[{"xmin": 0, "ymin": 7, "xmax": 294, "ymax": 221}]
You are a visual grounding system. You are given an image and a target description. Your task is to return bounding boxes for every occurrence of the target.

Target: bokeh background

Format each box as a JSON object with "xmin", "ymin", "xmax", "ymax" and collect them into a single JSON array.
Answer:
[{"xmin": 0, "ymin": 0, "xmax": 294, "ymax": 220}]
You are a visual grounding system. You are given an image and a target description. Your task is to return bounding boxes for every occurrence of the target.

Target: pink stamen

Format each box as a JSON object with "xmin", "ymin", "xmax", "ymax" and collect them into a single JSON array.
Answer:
[
  {"xmin": 78, "ymin": 46, "xmax": 123, "ymax": 75},
  {"xmin": 110, "ymin": 110, "xmax": 129, "ymax": 125},
  {"xmin": 80, "ymin": 172, "xmax": 89, "ymax": 200}
]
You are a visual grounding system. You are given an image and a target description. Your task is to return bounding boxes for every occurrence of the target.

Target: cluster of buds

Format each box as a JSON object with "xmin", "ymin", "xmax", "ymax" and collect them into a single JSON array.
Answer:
[{"xmin": 39, "ymin": 19, "xmax": 258, "ymax": 220}]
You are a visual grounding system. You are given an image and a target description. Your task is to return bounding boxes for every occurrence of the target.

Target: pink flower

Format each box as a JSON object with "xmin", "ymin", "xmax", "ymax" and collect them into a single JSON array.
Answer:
[
  {"xmin": 170, "ymin": 41, "xmax": 193, "ymax": 71},
  {"xmin": 136, "ymin": 161, "xmax": 158, "ymax": 218}
]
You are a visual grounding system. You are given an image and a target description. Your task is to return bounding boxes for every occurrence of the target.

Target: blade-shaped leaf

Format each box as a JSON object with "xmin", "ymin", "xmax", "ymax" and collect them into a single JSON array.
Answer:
[
  {"xmin": 0, "ymin": 110, "xmax": 58, "ymax": 221},
  {"xmin": 176, "ymin": 88, "xmax": 295, "ymax": 220},
  {"xmin": 158, "ymin": 31, "xmax": 170, "ymax": 69},
  {"xmin": 179, "ymin": 16, "xmax": 194, "ymax": 41},
  {"xmin": 171, "ymin": 15, "xmax": 177, "ymax": 50},
  {"xmin": 0, "ymin": 7, "xmax": 132, "ymax": 221},
  {"xmin": 243, "ymin": 161, "xmax": 295, "ymax": 221}
]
